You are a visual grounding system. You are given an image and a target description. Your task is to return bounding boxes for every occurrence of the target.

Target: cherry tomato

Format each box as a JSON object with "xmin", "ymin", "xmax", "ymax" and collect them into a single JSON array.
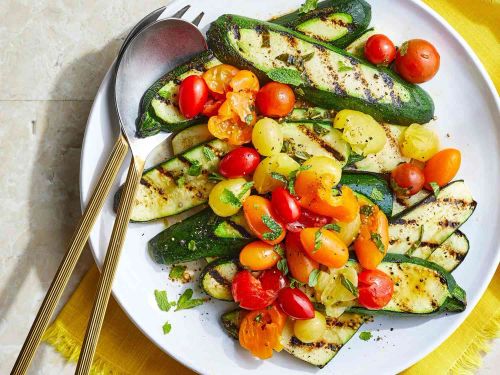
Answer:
[
  {"xmin": 202, "ymin": 64, "xmax": 239, "ymax": 95},
  {"xmin": 277, "ymin": 287, "xmax": 315, "ymax": 320},
  {"xmin": 178, "ymin": 75, "xmax": 209, "ymax": 119},
  {"xmin": 300, "ymin": 228, "xmax": 349, "ymax": 268},
  {"xmin": 285, "ymin": 232, "xmax": 319, "ymax": 284},
  {"xmin": 395, "ymin": 39, "xmax": 440, "ymax": 83},
  {"xmin": 240, "ymin": 241, "xmax": 281, "ymax": 271},
  {"xmin": 256, "ymin": 82, "xmax": 295, "ymax": 118},
  {"xmin": 260, "ymin": 268, "xmax": 288, "ymax": 292},
  {"xmin": 231, "ymin": 270, "xmax": 276, "ymax": 310},
  {"xmin": 208, "ymin": 115, "xmax": 252, "ymax": 145},
  {"xmin": 226, "ymin": 91, "xmax": 257, "ymax": 125},
  {"xmin": 423, "ymin": 148, "xmax": 461, "ymax": 189},
  {"xmin": 357, "ymin": 269, "xmax": 394, "ymax": 310},
  {"xmin": 243, "ymin": 196, "xmax": 286, "ymax": 245},
  {"xmin": 271, "ymin": 187, "xmax": 301, "ymax": 223},
  {"xmin": 239, "ymin": 304, "xmax": 286, "ymax": 359},
  {"xmin": 353, "ymin": 202, "xmax": 389, "ymax": 270},
  {"xmin": 230, "ymin": 70, "xmax": 260, "ymax": 93},
  {"xmin": 219, "ymin": 147, "xmax": 261, "ymax": 178},
  {"xmin": 390, "ymin": 162, "xmax": 425, "ymax": 198},
  {"xmin": 201, "ymin": 98, "xmax": 223, "ymax": 117},
  {"xmin": 286, "ymin": 208, "xmax": 330, "ymax": 232},
  {"xmin": 364, "ymin": 34, "xmax": 396, "ymax": 65}
]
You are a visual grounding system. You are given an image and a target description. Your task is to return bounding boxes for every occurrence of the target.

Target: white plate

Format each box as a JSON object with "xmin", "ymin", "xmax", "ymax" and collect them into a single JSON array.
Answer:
[{"xmin": 80, "ymin": 1, "xmax": 500, "ymax": 374}]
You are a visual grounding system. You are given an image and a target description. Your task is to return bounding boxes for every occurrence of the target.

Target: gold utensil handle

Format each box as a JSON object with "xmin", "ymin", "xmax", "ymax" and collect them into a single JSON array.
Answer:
[
  {"xmin": 75, "ymin": 155, "xmax": 145, "ymax": 375},
  {"xmin": 11, "ymin": 135, "xmax": 129, "ymax": 375}
]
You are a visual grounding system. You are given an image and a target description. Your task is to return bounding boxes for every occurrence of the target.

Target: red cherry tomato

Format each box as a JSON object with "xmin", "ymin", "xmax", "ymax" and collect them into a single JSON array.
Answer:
[
  {"xmin": 364, "ymin": 34, "xmax": 396, "ymax": 65},
  {"xmin": 218, "ymin": 147, "xmax": 261, "ymax": 178},
  {"xmin": 277, "ymin": 287, "xmax": 314, "ymax": 320},
  {"xmin": 201, "ymin": 98, "xmax": 223, "ymax": 117},
  {"xmin": 260, "ymin": 268, "xmax": 288, "ymax": 292},
  {"xmin": 271, "ymin": 187, "xmax": 301, "ymax": 223},
  {"xmin": 357, "ymin": 269, "xmax": 394, "ymax": 310},
  {"xmin": 395, "ymin": 39, "xmax": 440, "ymax": 83},
  {"xmin": 256, "ymin": 82, "xmax": 295, "ymax": 118},
  {"xmin": 286, "ymin": 208, "xmax": 330, "ymax": 232},
  {"xmin": 231, "ymin": 270, "xmax": 276, "ymax": 310},
  {"xmin": 178, "ymin": 75, "xmax": 209, "ymax": 119},
  {"xmin": 390, "ymin": 162, "xmax": 425, "ymax": 198}
]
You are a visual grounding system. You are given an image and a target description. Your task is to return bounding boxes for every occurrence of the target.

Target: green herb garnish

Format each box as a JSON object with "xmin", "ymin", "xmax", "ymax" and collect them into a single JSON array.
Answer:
[
  {"xmin": 308, "ymin": 269, "xmax": 321, "ymax": 287},
  {"xmin": 313, "ymin": 123, "xmax": 330, "ymax": 136},
  {"xmin": 338, "ymin": 60, "xmax": 354, "ymax": 73},
  {"xmin": 245, "ymin": 114, "xmax": 254, "ymax": 125},
  {"xmin": 238, "ymin": 181, "xmax": 254, "ymax": 198},
  {"xmin": 220, "ymin": 189, "xmax": 242, "ymax": 207},
  {"xmin": 299, "ymin": 0, "xmax": 318, "ymax": 14},
  {"xmin": 162, "ymin": 321, "xmax": 172, "ymax": 335},
  {"xmin": 188, "ymin": 240, "xmax": 197, "ymax": 252},
  {"xmin": 175, "ymin": 288, "xmax": 204, "ymax": 311},
  {"xmin": 294, "ymin": 150, "xmax": 313, "ymax": 161},
  {"xmin": 370, "ymin": 232, "xmax": 385, "ymax": 253},
  {"xmin": 340, "ymin": 275, "xmax": 359, "ymax": 297},
  {"xmin": 187, "ymin": 161, "xmax": 202, "ymax": 176},
  {"xmin": 359, "ymin": 331, "xmax": 372, "ymax": 341},
  {"xmin": 262, "ymin": 214, "xmax": 283, "ymax": 241},
  {"xmin": 154, "ymin": 290, "xmax": 175, "ymax": 312},
  {"xmin": 277, "ymin": 258, "xmax": 289, "ymax": 275},
  {"xmin": 324, "ymin": 223, "xmax": 341, "ymax": 232},
  {"xmin": 313, "ymin": 229, "xmax": 323, "ymax": 252},
  {"xmin": 289, "ymin": 277, "xmax": 305, "ymax": 288},
  {"xmin": 267, "ymin": 68, "xmax": 303, "ymax": 86},
  {"xmin": 254, "ymin": 313, "xmax": 263, "ymax": 323},
  {"xmin": 274, "ymin": 244, "xmax": 285, "ymax": 257},
  {"xmin": 208, "ymin": 172, "xmax": 224, "ymax": 182},
  {"xmin": 370, "ymin": 187, "xmax": 384, "ymax": 201},
  {"xmin": 270, "ymin": 172, "xmax": 288, "ymax": 184},
  {"xmin": 429, "ymin": 182, "xmax": 440, "ymax": 198},
  {"xmin": 176, "ymin": 176, "xmax": 185, "ymax": 187},
  {"xmin": 202, "ymin": 146, "xmax": 216, "ymax": 161},
  {"xmin": 360, "ymin": 205, "xmax": 374, "ymax": 216},
  {"xmin": 169, "ymin": 265, "xmax": 187, "ymax": 280}
]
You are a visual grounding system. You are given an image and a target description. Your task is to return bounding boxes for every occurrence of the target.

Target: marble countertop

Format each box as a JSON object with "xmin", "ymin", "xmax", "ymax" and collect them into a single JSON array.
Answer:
[{"xmin": 0, "ymin": 1, "xmax": 497, "ymax": 374}]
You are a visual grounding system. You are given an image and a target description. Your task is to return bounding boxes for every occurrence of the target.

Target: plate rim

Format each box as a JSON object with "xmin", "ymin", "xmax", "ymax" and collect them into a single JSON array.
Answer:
[{"xmin": 79, "ymin": 0, "xmax": 500, "ymax": 373}]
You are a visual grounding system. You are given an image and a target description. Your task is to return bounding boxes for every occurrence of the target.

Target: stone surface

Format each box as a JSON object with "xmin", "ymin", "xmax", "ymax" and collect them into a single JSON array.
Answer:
[{"xmin": 0, "ymin": 1, "xmax": 497, "ymax": 374}]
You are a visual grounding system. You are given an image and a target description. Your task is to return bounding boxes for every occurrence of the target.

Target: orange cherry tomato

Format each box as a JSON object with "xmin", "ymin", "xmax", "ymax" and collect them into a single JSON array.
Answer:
[
  {"xmin": 243, "ymin": 195, "xmax": 286, "ymax": 245},
  {"xmin": 226, "ymin": 91, "xmax": 257, "ymax": 125},
  {"xmin": 300, "ymin": 228, "xmax": 349, "ymax": 268},
  {"xmin": 256, "ymin": 82, "xmax": 295, "ymax": 118},
  {"xmin": 423, "ymin": 148, "xmax": 461, "ymax": 190},
  {"xmin": 202, "ymin": 64, "xmax": 239, "ymax": 95},
  {"xmin": 240, "ymin": 241, "xmax": 281, "ymax": 271},
  {"xmin": 353, "ymin": 203, "xmax": 389, "ymax": 270},
  {"xmin": 230, "ymin": 70, "xmax": 260, "ymax": 93},
  {"xmin": 285, "ymin": 232, "xmax": 319, "ymax": 284},
  {"xmin": 208, "ymin": 115, "xmax": 252, "ymax": 145},
  {"xmin": 239, "ymin": 304, "xmax": 286, "ymax": 359}
]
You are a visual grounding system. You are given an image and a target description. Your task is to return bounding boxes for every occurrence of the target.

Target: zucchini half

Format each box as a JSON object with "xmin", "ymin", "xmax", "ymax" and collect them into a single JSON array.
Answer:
[
  {"xmin": 200, "ymin": 258, "xmax": 240, "ymax": 301},
  {"xmin": 272, "ymin": 0, "xmax": 371, "ymax": 48},
  {"xmin": 221, "ymin": 309, "xmax": 368, "ymax": 368},
  {"xmin": 207, "ymin": 15, "xmax": 434, "ymax": 125}
]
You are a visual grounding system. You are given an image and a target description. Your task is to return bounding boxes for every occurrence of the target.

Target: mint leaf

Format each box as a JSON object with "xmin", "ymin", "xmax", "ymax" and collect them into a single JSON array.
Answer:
[
  {"xmin": 277, "ymin": 258, "xmax": 289, "ymax": 275},
  {"xmin": 220, "ymin": 189, "xmax": 242, "ymax": 207},
  {"xmin": 175, "ymin": 288, "xmax": 204, "ymax": 311},
  {"xmin": 370, "ymin": 232, "xmax": 385, "ymax": 253},
  {"xmin": 267, "ymin": 68, "xmax": 303, "ymax": 86},
  {"xmin": 188, "ymin": 240, "xmax": 197, "ymax": 251},
  {"xmin": 289, "ymin": 277, "xmax": 305, "ymax": 288},
  {"xmin": 162, "ymin": 321, "xmax": 172, "ymax": 334},
  {"xmin": 313, "ymin": 123, "xmax": 330, "ymax": 136},
  {"xmin": 360, "ymin": 205, "xmax": 374, "ymax": 216},
  {"xmin": 154, "ymin": 290, "xmax": 174, "ymax": 312},
  {"xmin": 359, "ymin": 331, "xmax": 372, "ymax": 341},
  {"xmin": 238, "ymin": 181, "xmax": 254, "ymax": 199},
  {"xmin": 429, "ymin": 182, "xmax": 440, "ymax": 198},
  {"xmin": 324, "ymin": 223, "xmax": 341, "ymax": 232},
  {"xmin": 203, "ymin": 146, "xmax": 216, "ymax": 161},
  {"xmin": 287, "ymin": 164, "xmax": 311, "ymax": 195},
  {"xmin": 340, "ymin": 275, "xmax": 359, "ymax": 297},
  {"xmin": 313, "ymin": 229, "xmax": 322, "ymax": 252},
  {"xmin": 270, "ymin": 172, "xmax": 288, "ymax": 184},
  {"xmin": 308, "ymin": 269, "xmax": 320, "ymax": 287},
  {"xmin": 169, "ymin": 265, "xmax": 187, "ymax": 280},
  {"xmin": 187, "ymin": 161, "xmax": 202, "ymax": 176},
  {"xmin": 299, "ymin": 0, "xmax": 318, "ymax": 14},
  {"xmin": 262, "ymin": 214, "xmax": 283, "ymax": 241},
  {"xmin": 338, "ymin": 60, "xmax": 354, "ymax": 73},
  {"xmin": 208, "ymin": 172, "xmax": 224, "ymax": 182},
  {"xmin": 370, "ymin": 187, "xmax": 384, "ymax": 201},
  {"xmin": 274, "ymin": 244, "xmax": 285, "ymax": 257}
]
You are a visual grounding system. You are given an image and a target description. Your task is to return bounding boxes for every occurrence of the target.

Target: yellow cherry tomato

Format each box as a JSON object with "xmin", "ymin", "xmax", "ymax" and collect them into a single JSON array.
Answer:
[
  {"xmin": 252, "ymin": 118, "xmax": 284, "ymax": 156},
  {"xmin": 208, "ymin": 178, "xmax": 251, "ymax": 217},
  {"xmin": 401, "ymin": 124, "xmax": 440, "ymax": 162},
  {"xmin": 253, "ymin": 153, "xmax": 300, "ymax": 194},
  {"xmin": 294, "ymin": 311, "xmax": 327, "ymax": 343}
]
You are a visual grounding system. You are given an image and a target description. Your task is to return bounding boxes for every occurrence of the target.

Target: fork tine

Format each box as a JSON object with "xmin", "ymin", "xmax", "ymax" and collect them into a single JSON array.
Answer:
[
  {"xmin": 191, "ymin": 12, "xmax": 205, "ymax": 26},
  {"xmin": 171, "ymin": 4, "xmax": 191, "ymax": 18}
]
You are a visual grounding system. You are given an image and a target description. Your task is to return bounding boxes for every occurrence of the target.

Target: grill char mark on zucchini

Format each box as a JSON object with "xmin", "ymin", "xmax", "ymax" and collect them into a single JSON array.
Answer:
[{"xmin": 200, "ymin": 258, "xmax": 240, "ymax": 301}]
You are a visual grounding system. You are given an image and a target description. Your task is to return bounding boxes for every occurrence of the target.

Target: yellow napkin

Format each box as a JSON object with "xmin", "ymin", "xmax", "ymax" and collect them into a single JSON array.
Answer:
[{"xmin": 44, "ymin": 1, "xmax": 500, "ymax": 374}]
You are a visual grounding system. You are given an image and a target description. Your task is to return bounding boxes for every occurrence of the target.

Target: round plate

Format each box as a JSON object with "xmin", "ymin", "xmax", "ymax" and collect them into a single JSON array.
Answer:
[{"xmin": 80, "ymin": 1, "xmax": 500, "ymax": 374}]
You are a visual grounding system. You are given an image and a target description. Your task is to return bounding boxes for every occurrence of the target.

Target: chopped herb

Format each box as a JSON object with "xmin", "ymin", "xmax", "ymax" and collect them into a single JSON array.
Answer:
[
  {"xmin": 340, "ymin": 275, "xmax": 359, "ymax": 297},
  {"xmin": 270, "ymin": 172, "xmax": 288, "ymax": 184},
  {"xmin": 360, "ymin": 205, "xmax": 374, "ymax": 216},
  {"xmin": 188, "ymin": 240, "xmax": 197, "ymax": 251},
  {"xmin": 273, "ymin": 244, "xmax": 285, "ymax": 257},
  {"xmin": 429, "ymin": 182, "xmax": 440, "ymax": 198},
  {"xmin": 254, "ymin": 313, "xmax": 263, "ymax": 322},
  {"xmin": 299, "ymin": 0, "xmax": 318, "ymax": 14},
  {"xmin": 276, "ymin": 52, "xmax": 314, "ymax": 69},
  {"xmin": 175, "ymin": 288, "xmax": 204, "ymax": 311},
  {"xmin": 176, "ymin": 176, "xmax": 185, "ymax": 187},
  {"xmin": 308, "ymin": 269, "xmax": 321, "ymax": 287},
  {"xmin": 338, "ymin": 60, "xmax": 354, "ymax": 73},
  {"xmin": 289, "ymin": 277, "xmax": 305, "ymax": 288},
  {"xmin": 285, "ymin": 164, "xmax": 311, "ymax": 195},
  {"xmin": 370, "ymin": 232, "xmax": 385, "ymax": 253},
  {"xmin": 281, "ymin": 139, "xmax": 292, "ymax": 153},
  {"xmin": 187, "ymin": 161, "xmax": 202, "ymax": 176},
  {"xmin": 359, "ymin": 331, "xmax": 372, "ymax": 341},
  {"xmin": 162, "ymin": 321, "xmax": 172, "ymax": 335},
  {"xmin": 262, "ymin": 214, "xmax": 283, "ymax": 241},
  {"xmin": 407, "ymin": 226, "xmax": 424, "ymax": 256},
  {"xmin": 238, "ymin": 181, "xmax": 254, "ymax": 199},
  {"xmin": 220, "ymin": 189, "xmax": 242, "ymax": 207},
  {"xmin": 313, "ymin": 123, "xmax": 330, "ymax": 136},
  {"xmin": 324, "ymin": 223, "xmax": 341, "ymax": 232},
  {"xmin": 370, "ymin": 187, "xmax": 384, "ymax": 201},
  {"xmin": 346, "ymin": 152, "xmax": 365, "ymax": 166},
  {"xmin": 245, "ymin": 114, "xmax": 254, "ymax": 125},
  {"xmin": 169, "ymin": 265, "xmax": 187, "ymax": 280},
  {"xmin": 277, "ymin": 258, "xmax": 289, "ymax": 275},
  {"xmin": 202, "ymin": 146, "xmax": 216, "ymax": 161},
  {"xmin": 307, "ymin": 107, "xmax": 326, "ymax": 119},
  {"xmin": 294, "ymin": 150, "xmax": 313, "ymax": 161},
  {"xmin": 313, "ymin": 229, "xmax": 323, "ymax": 252},
  {"xmin": 208, "ymin": 172, "xmax": 224, "ymax": 182},
  {"xmin": 154, "ymin": 290, "xmax": 174, "ymax": 312},
  {"xmin": 267, "ymin": 68, "xmax": 303, "ymax": 86}
]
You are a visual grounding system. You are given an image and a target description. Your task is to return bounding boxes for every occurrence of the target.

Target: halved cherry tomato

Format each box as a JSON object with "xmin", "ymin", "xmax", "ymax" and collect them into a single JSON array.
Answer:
[
  {"xmin": 357, "ymin": 269, "xmax": 394, "ymax": 310},
  {"xmin": 364, "ymin": 34, "xmax": 396, "ymax": 65},
  {"xmin": 226, "ymin": 91, "xmax": 257, "ymax": 125},
  {"xmin": 230, "ymin": 70, "xmax": 260, "ymax": 93},
  {"xmin": 395, "ymin": 39, "xmax": 440, "ymax": 83},
  {"xmin": 232, "ymin": 270, "xmax": 276, "ymax": 310},
  {"xmin": 271, "ymin": 187, "xmax": 301, "ymax": 223},
  {"xmin": 300, "ymin": 228, "xmax": 349, "ymax": 268},
  {"xmin": 178, "ymin": 75, "xmax": 209, "ymax": 119},
  {"xmin": 277, "ymin": 287, "xmax": 315, "ymax": 320},
  {"xmin": 243, "ymin": 195, "xmax": 286, "ymax": 245},
  {"xmin": 353, "ymin": 202, "xmax": 389, "ymax": 270},
  {"xmin": 286, "ymin": 208, "xmax": 330, "ymax": 232},
  {"xmin": 260, "ymin": 268, "xmax": 288, "ymax": 292},
  {"xmin": 390, "ymin": 162, "xmax": 425, "ymax": 198},
  {"xmin": 240, "ymin": 241, "xmax": 281, "ymax": 271},
  {"xmin": 239, "ymin": 304, "xmax": 286, "ymax": 359},
  {"xmin": 201, "ymin": 98, "xmax": 223, "ymax": 117},
  {"xmin": 285, "ymin": 232, "xmax": 319, "ymax": 284},
  {"xmin": 219, "ymin": 147, "xmax": 260, "ymax": 178},
  {"xmin": 208, "ymin": 116, "xmax": 252, "ymax": 145},
  {"xmin": 202, "ymin": 64, "xmax": 239, "ymax": 95},
  {"xmin": 256, "ymin": 82, "xmax": 295, "ymax": 118},
  {"xmin": 423, "ymin": 148, "xmax": 461, "ymax": 189}
]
